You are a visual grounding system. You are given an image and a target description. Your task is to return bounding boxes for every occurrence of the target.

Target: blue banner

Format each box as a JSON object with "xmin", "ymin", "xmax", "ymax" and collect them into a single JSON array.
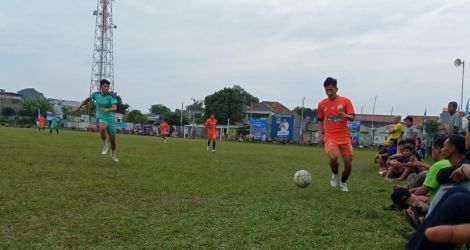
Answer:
[
  {"xmin": 250, "ymin": 118, "xmax": 267, "ymax": 140},
  {"xmin": 271, "ymin": 115, "xmax": 294, "ymax": 141},
  {"xmin": 347, "ymin": 121, "xmax": 361, "ymax": 145}
]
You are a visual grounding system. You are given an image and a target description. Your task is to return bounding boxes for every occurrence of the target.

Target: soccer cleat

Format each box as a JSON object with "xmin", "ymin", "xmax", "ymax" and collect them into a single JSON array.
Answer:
[
  {"xmin": 340, "ymin": 182, "xmax": 349, "ymax": 192},
  {"xmin": 207, "ymin": 146, "xmax": 210, "ymax": 151},
  {"xmin": 101, "ymin": 145, "xmax": 109, "ymax": 155},
  {"xmin": 330, "ymin": 174, "xmax": 338, "ymax": 188},
  {"xmin": 164, "ymin": 139, "xmax": 167, "ymax": 143},
  {"xmin": 212, "ymin": 149, "xmax": 215, "ymax": 153},
  {"xmin": 111, "ymin": 153, "xmax": 119, "ymax": 162}
]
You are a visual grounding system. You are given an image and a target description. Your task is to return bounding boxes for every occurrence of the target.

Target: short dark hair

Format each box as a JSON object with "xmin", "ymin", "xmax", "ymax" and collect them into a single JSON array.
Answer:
[
  {"xmin": 404, "ymin": 138, "xmax": 416, "ymax": 146},
  {"xmin": 323, "ymin": 77, "xmax": 337, "ymax": 88},
  {"xmin": 448, "ymin": 101, "xmax": 458, "ymax": 109},
  {"xmin": 389, "ymin": 138, "xmax": 398, "ymax": 146},
  {"xmin": 433, "ymin": 136, "xmax": 448, "ymax": 148},
  {"xmin": 403, "ymin": 145, "xmax": 414, "ymax": 152},
  {"xmin": 404, "ymin": 116, "xmax": 413, "ymax": 122},
  {"xmin": 391, "ymin": 187, "xmax": 411, "ymax": 209},
  {"xmin": 100, "ymin": 79, "xmax": 111, "ymax": 86},
  {"xmin": 448, "ymin": 134, "xmax": 466, "ymax": 154},
  {"xmin": 398, "ymin": 139, "xmax": 406, "ymax": 146}
]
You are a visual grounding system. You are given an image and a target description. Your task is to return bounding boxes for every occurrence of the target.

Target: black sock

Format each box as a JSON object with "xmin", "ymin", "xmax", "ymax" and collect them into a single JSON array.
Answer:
[
  {"xmin": 341, "ymin": 175, "xmax": 349, "ymax": 183},
  {"xmin": 332, "ymin": 169, "xmax": 339, "ymax": 175},
  {"xmin": 213, "ymin": 141, "xmax": 216, "ymax": 150},
  {"xmin": 208, "ymin": 140, "xmax": 211, "ymax": 146}
]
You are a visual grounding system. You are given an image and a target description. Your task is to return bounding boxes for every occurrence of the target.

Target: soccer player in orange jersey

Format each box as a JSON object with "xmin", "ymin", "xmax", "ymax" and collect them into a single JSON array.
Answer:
[
  {"xmin": 160, "ymin": 120, "xmax": 168, "ymax": 143},
  {"xmin": 317, "ymin": 77, "xmax": 355, "ymax": 192},
  {"xmin": 205, "ymin": 114, "xmax": 217, "ymax": 152}
]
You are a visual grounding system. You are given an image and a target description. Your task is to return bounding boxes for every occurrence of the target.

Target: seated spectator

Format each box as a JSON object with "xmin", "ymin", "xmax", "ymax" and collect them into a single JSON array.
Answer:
[
  {"xmin": 376, "ymin": 139, "xmax": 398, "ymax": 174},
  {"xmin": 391, "ymin": 187, "xmax": 430, "ymax": 229},
  {"xmin": 385, "ymin": 145, "xmax": 419, "ymax": 181},
  {"xmin": 426, "ymin": 134, "xmax": 470, "ymax": 216},
  {"xmin": 416, "ymin": 137, "xmax": 425, "ymax": 159},
  {"xmin": 404, "ymin": 138, "xmax": 423, "ymax": 161},
  {"xmin": 406, "ymin": 187, "xmax": 470, "ymax": 250},
  {"xmin": 401, "ymin": 145, "xmax": 429, "ymax": 180},
  {"xmin": 392, "ymin": 187, "xmax": 430, "ymax": 210},
  {"xmin": 409, "ymin": 136, "xmax": 451, "ymax": 197},
  {"xmin": 435, "ymin": 135, "xmax": 469, "ymax": 185}
]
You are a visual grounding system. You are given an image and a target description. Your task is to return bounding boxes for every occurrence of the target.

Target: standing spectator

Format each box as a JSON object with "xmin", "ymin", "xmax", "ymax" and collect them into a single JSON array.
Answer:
[
  {"xmin": 402, "ymin": 116, "xmax": 418, "ymax": 140},
  {"xmin": 447, "ymin": 101, "xmax": 462, "ymax": 135},
  {"xmin": 389, "ymin": 116, "xmax": 403, "ymax": 142},
  {"xmin": 460, "ymin": 112, "xmax": 468, "ymax": 134}
]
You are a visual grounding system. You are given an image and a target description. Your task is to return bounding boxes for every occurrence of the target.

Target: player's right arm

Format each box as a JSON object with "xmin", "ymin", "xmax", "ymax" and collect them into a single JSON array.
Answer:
[{"xmin": 74, "ymin": 97, "xmax": 93, "ymax": 113}]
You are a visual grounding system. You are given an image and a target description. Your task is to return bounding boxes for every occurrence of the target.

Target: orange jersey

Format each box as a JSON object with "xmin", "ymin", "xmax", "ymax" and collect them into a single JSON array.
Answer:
[
  {"xmin": 317, "ymin": 96, "xmax": 355, "ymax": 141},
  {"xmin": 205, "ymin": 118, "xmax": 217, "ymax": 138},
  {"xmin": 160, "ymin": 122, "xmax": 168, "ymax": 135},
  {"xmin": 38, "ymin": 116, "xmax": 45, "ymax": 127}
]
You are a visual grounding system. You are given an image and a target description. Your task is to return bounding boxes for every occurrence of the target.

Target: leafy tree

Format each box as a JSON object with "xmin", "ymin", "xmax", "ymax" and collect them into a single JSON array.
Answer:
[
  {"xmin": 2, "ymin": 107, "xmax": 16, "ymax": 117},
  {"xmin": 20, "ymin": 98, "xmax": 53, "ymax": 117},
  {"xmin": 424, "ymin": 120, "xmax": 439, "ymax": 136},
  {"xmin": 149, "ymin": 104, "xmax": 171, "ymax": 115},
  {"xmin": 186, "ymin": 99, "xmax": 204, "ymax": 124},
  {"xmin": 165, "ymin": 109, "xmax": 189, "ymax": 126},
  {"xmin": 126, "ymin": 110, "xmax": 148, "ymax": 124},
  {"xmin": 113, "ymin": 93, "xmax": 129, "ymax": 115},
  {"xmin": 204, "ymin": 85, "xmax": 258, "ymax": 125}
]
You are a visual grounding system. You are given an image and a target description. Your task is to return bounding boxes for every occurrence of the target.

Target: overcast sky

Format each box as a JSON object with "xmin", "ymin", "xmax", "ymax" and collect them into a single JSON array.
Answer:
[{"xmin": 1, "ymin": 0, "xmax": 469, "ymax": 116}]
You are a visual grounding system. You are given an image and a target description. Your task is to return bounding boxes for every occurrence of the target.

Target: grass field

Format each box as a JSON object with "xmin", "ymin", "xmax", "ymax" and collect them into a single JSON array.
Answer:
[{"xmin": 0, "ymin": 127, "xmax": 409, "ymax": 249}]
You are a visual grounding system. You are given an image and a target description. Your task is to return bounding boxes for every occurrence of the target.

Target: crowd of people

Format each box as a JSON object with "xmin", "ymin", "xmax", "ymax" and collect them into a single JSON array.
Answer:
[{"xmin": 375, "ymin": 101, "xmax": 470, "ymax": 249}]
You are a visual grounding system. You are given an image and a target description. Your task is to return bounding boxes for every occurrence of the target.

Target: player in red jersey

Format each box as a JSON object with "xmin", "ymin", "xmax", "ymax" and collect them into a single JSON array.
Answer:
[
  {"xmin": 317, "ymin": 77, "xmax": 355, "ymax": 192},
  {"xmin": 160, "ymin": 120, "xmax": 168, "ymax": 143},
  {"xmin": 205, "ymin": 114, "xmax": 217, "ymax": 152}
]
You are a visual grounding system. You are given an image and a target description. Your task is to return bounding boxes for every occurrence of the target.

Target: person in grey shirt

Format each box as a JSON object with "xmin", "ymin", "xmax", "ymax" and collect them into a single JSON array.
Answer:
[
  {"xmin": 402, "ymin": 116, "xmax": 418, "ymax": 140},
  {"xmin": 448, "ymin": 101, "xmax": 462, "ymax": 135}
]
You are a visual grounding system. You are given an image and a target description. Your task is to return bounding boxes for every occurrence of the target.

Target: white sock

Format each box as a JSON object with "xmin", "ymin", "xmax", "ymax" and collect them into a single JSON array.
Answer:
[{"xmin": 103, "ymin": 140, "xmax": 108, "ymax": 147}]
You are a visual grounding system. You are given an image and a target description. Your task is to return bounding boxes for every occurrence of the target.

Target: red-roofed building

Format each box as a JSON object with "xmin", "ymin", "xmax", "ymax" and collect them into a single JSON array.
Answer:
[{"xmin": 355, "ymin": 114, "xmax": 439, "ymax": 128}]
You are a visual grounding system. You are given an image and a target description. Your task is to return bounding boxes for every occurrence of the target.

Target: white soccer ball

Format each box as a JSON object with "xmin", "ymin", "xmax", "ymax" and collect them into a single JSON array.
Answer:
[{"xmin": 293, "ymin": 170, "xmax": 312, "ymax": 188}]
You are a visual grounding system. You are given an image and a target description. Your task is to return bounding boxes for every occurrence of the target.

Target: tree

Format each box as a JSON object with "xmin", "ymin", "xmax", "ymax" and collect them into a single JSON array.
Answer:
[
  {"xmin": 186, "ymin": 99, "xmax": 204, "ymax": 112},
  {"xmin": 233, "ymin": 85, "xmax": 259, "ymax": 105},
  {"xmin": 126, "ymin": 110, "xmax": 148, "ymax": 124},
  {"xmin": 2, "ymin": 107, "xmax": 16, "ymax": 117},
  {"xmin": 293, "ymin": 107, "xmax": 317, "ymax": 119},
  {"xmin": 186, "ymin": 99, "xmax": 204, "ymax": 124},
  {"xmin": 19, "ymin": 98, "xmax": 53, "ymax": 117},
  {"xmin": 424, "ymin": 120, "xmax": 439, "ymax": 136},
  {"xmin": 35, "ymin": 98, "xmax": 54, "ymax": 116},
  {"xmin": 204, "ymin": 85, "xmax": 258, "ymax": 125},
  {"xmin": 113, "ymin": 93, "xmax": 129, "ymax": 115},
  {"xmin": 149, "ymin": 104, "xmax": 171, "ymax": 115},
  {"xmin": 165, "ymin": 109, "xmax": 189, "ymax": 126}
]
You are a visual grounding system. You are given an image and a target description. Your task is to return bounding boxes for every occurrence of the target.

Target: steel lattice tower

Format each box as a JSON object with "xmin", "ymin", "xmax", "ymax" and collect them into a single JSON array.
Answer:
[{"xmin": 90, "ymin": 0, "xmax": 117, "ymax": 95}]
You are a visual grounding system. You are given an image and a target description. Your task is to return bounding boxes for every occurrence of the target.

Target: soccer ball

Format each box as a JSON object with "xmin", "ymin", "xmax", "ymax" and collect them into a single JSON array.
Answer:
[{"xmin": 293, "ymin": 170, "xmax": 311, "ymax": 188}]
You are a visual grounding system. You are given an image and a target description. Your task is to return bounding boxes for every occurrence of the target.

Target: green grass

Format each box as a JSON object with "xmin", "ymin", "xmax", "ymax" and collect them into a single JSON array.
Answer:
[{"xmin": 0, "ymin": 127, "xmax": 409, "ymax": 249}]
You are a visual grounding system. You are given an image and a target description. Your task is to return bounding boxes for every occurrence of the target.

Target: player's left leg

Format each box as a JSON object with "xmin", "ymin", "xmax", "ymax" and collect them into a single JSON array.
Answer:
[
  {"xmin": 212, "ymin": 139, "xmax": 216, "ymax": 152},
  {"xmin": 107, "ymin": 123, "xmax": 118, "ymax": 162},
  {"xmin": 98, "ymin": 122, "xmax": 109, "ymax": 155},
  {"xmin": 339, "ymin": 143, "xmax": 353, "ymax": 192}
]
